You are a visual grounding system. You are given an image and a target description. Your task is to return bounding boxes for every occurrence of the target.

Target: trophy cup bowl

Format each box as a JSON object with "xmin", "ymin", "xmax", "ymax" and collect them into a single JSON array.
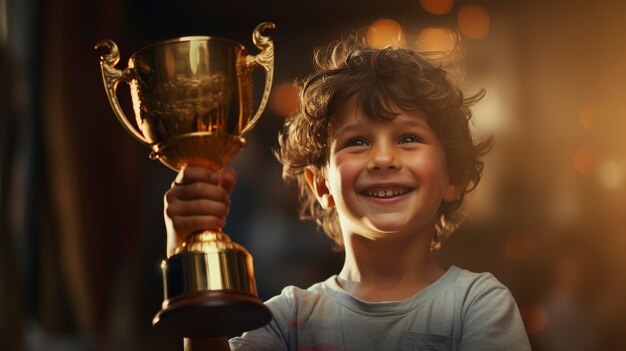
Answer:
[{"xmin": 96, "ymin": 23, "xmax": 275, "ymax": 337}]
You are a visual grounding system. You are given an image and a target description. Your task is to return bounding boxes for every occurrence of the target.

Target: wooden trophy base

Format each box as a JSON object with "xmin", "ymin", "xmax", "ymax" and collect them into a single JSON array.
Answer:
[
  {"xmin": 152, "ymin": 232, "xmax": 272, "ymax": 337},
  {"xmin": 153, "ymin": 290, "xmax": 271, "ymax": 337}
]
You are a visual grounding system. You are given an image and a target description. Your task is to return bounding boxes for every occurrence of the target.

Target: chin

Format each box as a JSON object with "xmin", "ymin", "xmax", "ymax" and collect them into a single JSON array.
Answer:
[
  {"xmin": 368, "ymin": 221, "xmax": 404, "ymax": 233},
  {"xmin": 363, "ymin": 218, "xmax": 410, "ymax": 236}
]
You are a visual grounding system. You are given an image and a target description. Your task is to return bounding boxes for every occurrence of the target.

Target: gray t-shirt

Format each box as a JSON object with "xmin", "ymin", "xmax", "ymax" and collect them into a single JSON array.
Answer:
[{"xmin": 230, "ymin": 266, "xmax": 531, "ymax": 350}]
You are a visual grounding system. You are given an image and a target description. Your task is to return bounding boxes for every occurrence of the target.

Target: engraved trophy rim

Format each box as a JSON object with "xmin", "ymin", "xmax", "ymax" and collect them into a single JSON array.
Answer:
[{"xmin": 129, "ymin": 35, "xmax": 246, "ymax": 60}]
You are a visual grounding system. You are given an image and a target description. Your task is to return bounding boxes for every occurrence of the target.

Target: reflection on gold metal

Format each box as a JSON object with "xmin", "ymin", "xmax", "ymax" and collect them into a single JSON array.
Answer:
[
  {"xmin": 164, "ymin": 231, "xmax": 256, "ymax": 296},
  {"xmin": 95, "ymin": 22, "xmax": 275, "ymax": 171},
  {"xmin": 96, "ymin": 23, "xmax": 275, "ymax": 337}
]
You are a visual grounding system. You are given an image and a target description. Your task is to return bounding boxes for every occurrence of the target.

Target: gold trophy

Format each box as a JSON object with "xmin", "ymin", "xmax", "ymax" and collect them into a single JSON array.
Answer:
[{"xmin": 96, "ymin": 23, "xmax": 275, "ymax": 338}]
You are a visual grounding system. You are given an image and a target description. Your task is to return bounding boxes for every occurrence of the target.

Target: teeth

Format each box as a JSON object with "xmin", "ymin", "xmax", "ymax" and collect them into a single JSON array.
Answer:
[{"xmin": 366, "ymin": 188, "xmax": 408, "ymax": 198}]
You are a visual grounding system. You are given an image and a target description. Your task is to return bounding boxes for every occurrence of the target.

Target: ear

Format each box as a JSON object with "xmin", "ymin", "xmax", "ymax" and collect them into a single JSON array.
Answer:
[{"xmin": 304, "ymin": 166, "xmax": 335, "ymax": 209}]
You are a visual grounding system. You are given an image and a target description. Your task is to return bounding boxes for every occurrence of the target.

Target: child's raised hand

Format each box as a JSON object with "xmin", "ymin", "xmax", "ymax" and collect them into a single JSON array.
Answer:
[{"xmin": 163, "ymin": 165, "xmax": 237, "ymax": 257}]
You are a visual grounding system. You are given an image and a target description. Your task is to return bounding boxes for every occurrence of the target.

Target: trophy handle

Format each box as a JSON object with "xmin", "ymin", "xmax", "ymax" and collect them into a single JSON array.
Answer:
[
  {"xmin": 241, "ymin": 22, "xmax": 275, "ymax": 136},
  {"xmin": 95, "ymin": 39, "xmax": 150, "ymax": 146}
]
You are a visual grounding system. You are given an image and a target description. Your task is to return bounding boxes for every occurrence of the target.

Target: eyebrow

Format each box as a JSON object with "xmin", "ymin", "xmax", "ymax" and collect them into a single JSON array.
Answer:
[
  {"xmin": 333, "ymin": 117, "xmax": 430, "ymax": 136},
  {"xmin": 333, "ymin": 123, "xmax": 363, "ymax": 136},
  {"xmin": 397, "ymin": 118, "xmax": 429, "ymax": 129}
]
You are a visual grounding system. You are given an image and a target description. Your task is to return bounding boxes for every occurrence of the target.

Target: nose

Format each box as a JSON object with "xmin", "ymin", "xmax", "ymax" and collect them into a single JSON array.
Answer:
[{"xmin": 367, "ymin": 143, "xmax": 401, "ymax": 171}]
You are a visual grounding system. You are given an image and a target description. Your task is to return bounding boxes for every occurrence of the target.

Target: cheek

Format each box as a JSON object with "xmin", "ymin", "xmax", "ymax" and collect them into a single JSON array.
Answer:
[
  {"xmin": 328, "ymin": 156, "xmax": 356, "ymax": 185},
  {"xmin": 409, "ymin": 151, "xmax": 449, "ymax": 186},
  {"xmin": 328, "ymin": 156, "xmax": 360, "ymax": 191}
]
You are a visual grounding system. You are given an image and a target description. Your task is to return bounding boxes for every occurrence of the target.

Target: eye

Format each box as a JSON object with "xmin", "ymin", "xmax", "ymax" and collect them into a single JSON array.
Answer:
[
  {"xmin": 398, "ymin": 134, "xmax": 422, "ymax": 144},
  {"xmin": 345, "ymin": 137, "xmax": 369, "ymax": 148}
]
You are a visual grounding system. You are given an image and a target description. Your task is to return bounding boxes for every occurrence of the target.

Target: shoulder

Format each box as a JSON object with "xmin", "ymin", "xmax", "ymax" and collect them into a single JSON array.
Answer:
[
  {"xmin": 449, "ymin": 266, "xmax": 506, "ymax": 288},
  {"xmin": 419, "ymin": 266, "xmax": 514, "ymax": 320},
  {"xmin": 229, "ymin": 278, "xmax": 336, "ymax": 350},
  {"xmin": 450, "ymin": 266, "xmax": 509, "ymax": 298},
  {"xmin": 265, "ymin": 277, "xmax": 336, "ymax": 315},
  {"xmin": 445, "ymin": 267, "xmax": 531, "ymax": 350}
]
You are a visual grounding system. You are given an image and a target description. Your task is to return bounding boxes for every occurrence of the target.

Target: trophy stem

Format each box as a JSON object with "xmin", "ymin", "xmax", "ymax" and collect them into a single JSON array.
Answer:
[{"xmin": 182, "ymin": 230, "xmax": 237, "ymax": 255}]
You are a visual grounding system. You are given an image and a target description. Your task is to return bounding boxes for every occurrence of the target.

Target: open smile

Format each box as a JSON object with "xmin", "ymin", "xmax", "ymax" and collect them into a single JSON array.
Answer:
[{"xmin": 361, "ymin": 186, "xmax": 414, "ymax": 199}]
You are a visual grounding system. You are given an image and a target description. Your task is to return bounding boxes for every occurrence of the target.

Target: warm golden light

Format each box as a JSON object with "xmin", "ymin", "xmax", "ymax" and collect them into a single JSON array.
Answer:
[
  {"xmin": 416, "ymin": 27, "xmax": 456, "ymax": 58},
  {"xmin": 366, "ymin": 19, "xmax": 406, "ymax": 49},
  {"xmin": 596, "ymin": 158, "xmax": 624, "ymax": 189},
  {"xmin": 579, "ymin": 104, "xmax": 597, "ymax": 130},
  {"xmin": 505, "ymin": 235, "xmax": 535, "ymax": 261},
  {"xmin": 419, "ymin": 0, "xmax": 454, "ymax": 15},
  {"xmin": 269, "ymin": 82, "xmax": 300, "ymax": 117},
  {"xmin": 520, "ymin": 303, "xmax": 548, "ymax": 334},
  {"xmin": 457, "ymin": 4, "xmax": 490, "ymax": 39},
  {"xmin": 574, "ymin": 147, "xmax": 597, "ymax": 175}
]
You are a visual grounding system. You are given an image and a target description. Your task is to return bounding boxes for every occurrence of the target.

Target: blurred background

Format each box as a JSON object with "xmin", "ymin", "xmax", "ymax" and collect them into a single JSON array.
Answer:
[{"xmin": 1, "ymin": 0, "xmax": 625, "ymax": 350}]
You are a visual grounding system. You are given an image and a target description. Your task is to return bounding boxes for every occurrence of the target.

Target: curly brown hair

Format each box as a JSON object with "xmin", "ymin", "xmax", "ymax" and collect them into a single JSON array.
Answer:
[{"xmin": 276, "ymin": 35, "xmax": 492, "ymax": 250}]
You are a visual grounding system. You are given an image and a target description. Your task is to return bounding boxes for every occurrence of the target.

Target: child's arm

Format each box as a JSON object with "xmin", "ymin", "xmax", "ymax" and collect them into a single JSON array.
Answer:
[{"xmin": 163, "ymin": 165, "xmax": 236, "ymax": 257}]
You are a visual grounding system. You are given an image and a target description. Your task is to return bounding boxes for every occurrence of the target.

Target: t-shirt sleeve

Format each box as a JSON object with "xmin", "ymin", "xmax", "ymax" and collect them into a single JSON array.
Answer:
[
  {"xmin": 458, "ymin": 274, "xmax": 531, "ymax": 351},
  {"xmin": 229, "ymin": 288, "xmax": 294, "ymax": 351}
]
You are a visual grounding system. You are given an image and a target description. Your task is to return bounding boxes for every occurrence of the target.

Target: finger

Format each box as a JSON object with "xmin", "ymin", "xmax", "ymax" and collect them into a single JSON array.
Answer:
[
  {"xmin": 219, "ymin": 167, "xmax": 237, "ymax": 194},
  {"xmin": 165, "ymin": 198, "xmax": 230, "ymax": 219},
  {"xmin": 171, "ymin": 215, "xmax": 227, "ymax": 235},
  {"xmin": 166, "ymin": 215, "xmax": 227, "ymax": 256},
  {"xmin": 173, "ymin": 165, "xmax": 220, "ymax": 187},
  {"xmin": 167, "ymin": 182, "xmax": 231, "ymax": 203}
]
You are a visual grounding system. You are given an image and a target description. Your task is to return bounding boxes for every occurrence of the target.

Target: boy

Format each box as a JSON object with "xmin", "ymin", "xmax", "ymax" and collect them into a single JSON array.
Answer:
[{"xmin": 164, "ymin": 37, "xmax": 531, "ymax": 350}]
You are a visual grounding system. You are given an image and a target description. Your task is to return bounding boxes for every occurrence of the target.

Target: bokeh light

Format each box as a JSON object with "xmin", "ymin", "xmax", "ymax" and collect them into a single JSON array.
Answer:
[
  {"xmin": 366, "ymin": 19, "xmax": 406, "ymax": 48},
  {"xmin": 457, "ymin": 4, "xmax": 490, "ymax": 39},
  {"xmin": 573, "ymin": 147, "xmax": 597, "ymax": 175},
  {"xmin": 579, "ymin": 104, "xmax": 597, "ymax": 131},
  {"xmin": 505, "ymin": 234, "xmax": 536, "ymax": 261},
  {"xmin": 596, "ymin": 158, "xmax": 624, "ymax": 189},
  {"xmin": 419, "ymin": 0, "xmax": 454, "ymax": 15},
  {"xmin": 269, "ymin": 82, "xmax": 300, "ymax": 117},
  {"xmin": 416, "ymin": 27, "xmax": 456, "ymax": 58},
  {"xmin": 519, "ymin": 303, "xmax": 548, "ymax": 335}
]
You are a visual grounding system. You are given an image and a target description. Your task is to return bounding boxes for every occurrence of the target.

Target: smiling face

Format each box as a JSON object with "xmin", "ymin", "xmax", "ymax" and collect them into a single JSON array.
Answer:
[{"xmin": 306, "ymin": 97, "xmax": 463, "ymax": 242}]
